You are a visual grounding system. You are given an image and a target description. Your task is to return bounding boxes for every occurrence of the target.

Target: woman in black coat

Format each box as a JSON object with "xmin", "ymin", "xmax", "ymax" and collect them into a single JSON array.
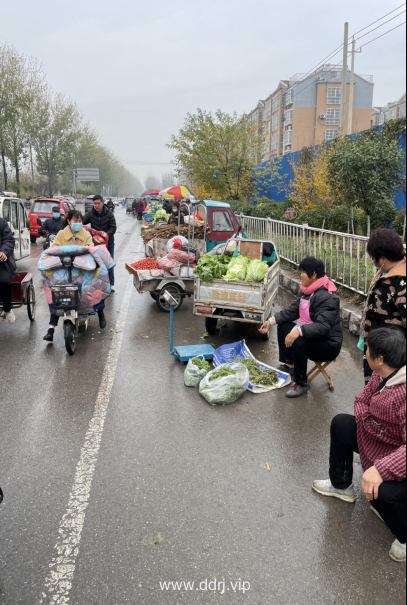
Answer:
[
  {"xmin": 0, "ymin": 217, "xmax": 17, "ymax": 323},
  {"xmin": 261, "ymin": 257, "xmax": 343, "ymax": 398}
]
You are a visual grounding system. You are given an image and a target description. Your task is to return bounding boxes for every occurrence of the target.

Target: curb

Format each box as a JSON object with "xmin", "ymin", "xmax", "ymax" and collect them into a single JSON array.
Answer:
[{"xmin": 279, "ymin": 270, "xmax": 362, "ymax": 337}]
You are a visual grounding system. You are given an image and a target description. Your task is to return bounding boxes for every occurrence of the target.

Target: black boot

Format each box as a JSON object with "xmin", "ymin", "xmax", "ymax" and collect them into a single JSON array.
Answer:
[
  {"xmin": 98, "ymin": 312, "xmax": 107, "ymax": 330},
  {"xmin": 43, "ymin": 328, "xmax": 55, "ymax": 342}
]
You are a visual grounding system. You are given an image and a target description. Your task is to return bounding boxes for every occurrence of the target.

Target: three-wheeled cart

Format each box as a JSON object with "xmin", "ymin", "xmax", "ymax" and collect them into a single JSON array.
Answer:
[{"xmin": 0, "ymin": 272, "xmax": 36, "ymax": 322}]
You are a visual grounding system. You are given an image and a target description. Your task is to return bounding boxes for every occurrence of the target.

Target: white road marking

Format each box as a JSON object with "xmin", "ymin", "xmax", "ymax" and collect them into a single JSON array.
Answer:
[{"xmin": 40, "ymin": 241, "xmax": 142, "ymax": 604}]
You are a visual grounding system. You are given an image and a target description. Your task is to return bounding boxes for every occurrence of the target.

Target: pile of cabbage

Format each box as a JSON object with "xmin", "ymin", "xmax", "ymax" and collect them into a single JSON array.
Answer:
[{"xmin": 195, "ymin": 254, "xmax": 269, "ymax": 283}]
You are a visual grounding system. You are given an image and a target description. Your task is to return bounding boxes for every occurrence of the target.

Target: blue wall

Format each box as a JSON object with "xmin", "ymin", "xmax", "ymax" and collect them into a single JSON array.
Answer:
[{"xmin": 258, "ymin": 128, "xmax": 406, "ymax": 208}]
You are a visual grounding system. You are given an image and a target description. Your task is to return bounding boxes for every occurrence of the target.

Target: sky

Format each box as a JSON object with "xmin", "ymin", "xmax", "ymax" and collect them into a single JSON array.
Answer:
[{"xmin": 1, "ymin": 0, "xmax": 406, "ymax": 186}]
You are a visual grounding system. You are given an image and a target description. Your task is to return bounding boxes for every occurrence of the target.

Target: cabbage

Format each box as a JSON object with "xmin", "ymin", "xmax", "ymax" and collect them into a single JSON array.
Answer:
[
  {"xmin": 224, "ymin": 256, "xmax": 250, "ymax": 282},
  {"xmin": 246, "ymin": 258, "xmax": 269, "ymax": 283}
]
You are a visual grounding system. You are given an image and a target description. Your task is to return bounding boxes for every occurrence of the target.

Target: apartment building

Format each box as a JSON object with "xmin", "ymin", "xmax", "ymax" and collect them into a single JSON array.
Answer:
[
  {"xmin": 371, "ymin": 93, "xmax": 406, "ymax": 126},
  {"xmin": 249, "ymin": 64, "xmax": 374, "ymax": 160}
]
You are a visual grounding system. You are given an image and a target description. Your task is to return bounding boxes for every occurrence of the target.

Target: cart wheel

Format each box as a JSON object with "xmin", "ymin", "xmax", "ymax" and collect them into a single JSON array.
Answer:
[
  {"xmin": 156, "ymin": 284, "xmax": 183, "ymax": 313},
  {"xmin": 150, "ymin": 293, "xmax": 158, "ymax": 301},
  {"xmin": 64, "ymin": 322, "xmax": 77, "ymax": 356},
  {"xmin": 261, "ymin": 330, "xmax": 270, "ymax": 342},
  {"xmin": 27, "ymin": 285, "xmax": 36, "ymax": 322},
  {"xmin": 30, "ymin": 235, "xmax": 37, "ymax": 244},
  {"xmin": 205, "ymin": 317, "xmax": 218, "ymax": 335}
]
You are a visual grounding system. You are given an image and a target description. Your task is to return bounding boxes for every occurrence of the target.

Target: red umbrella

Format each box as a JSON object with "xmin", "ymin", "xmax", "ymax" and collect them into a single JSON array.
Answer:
[{"xmin": 145, "ymin": 190, "xmax": 161, "ymax": 196}]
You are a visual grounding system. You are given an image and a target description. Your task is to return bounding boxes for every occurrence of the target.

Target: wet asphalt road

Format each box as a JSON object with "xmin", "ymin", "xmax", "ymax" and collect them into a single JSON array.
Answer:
[{"xmin": 0, "ymin": 209, "xmax": 405, "ymax": 605}]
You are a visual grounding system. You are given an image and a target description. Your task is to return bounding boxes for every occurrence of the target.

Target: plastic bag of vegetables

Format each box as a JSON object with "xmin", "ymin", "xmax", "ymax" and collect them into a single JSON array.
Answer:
[
  {"xmin": 224, "ymin": 256, "xmax": 250, "ymax": 282},
  {"xmin": 184, "ymin": 356, "xmax": 211, "ymax": 387},
  {"xmin": 246, "ymin": 258, "xmax": 269, "ymax": 283},
  {"xmin": 199, "ymin": 363, "xmax": 249, "ymax": 405}
]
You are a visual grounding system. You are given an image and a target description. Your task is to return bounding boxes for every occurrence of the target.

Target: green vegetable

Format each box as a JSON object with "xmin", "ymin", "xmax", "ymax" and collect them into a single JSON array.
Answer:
[
  {"xmin": 192, "ymin": 357, "xmax": 210, "ymax": 370},
  {"xmin": 246, "ymin": 258, "xmax": 268, "ymax": 283},
  {"xmin": 238, "ymin": 357, "xmax": 279, "ymax": 387},
  {"xmin": 224, "ymin": 256, "xmax": 250, "ymax": 282},
  {"xmin": 152, "ymin": 209, "xmax": 170, "ymax": 225},
  {"xmin": 194, "ymin": 254, "xmax": 231, "ymax": 283},
  {"xmin": 209, "ymin": 366, "xmax": 236, "ymax": 382}
]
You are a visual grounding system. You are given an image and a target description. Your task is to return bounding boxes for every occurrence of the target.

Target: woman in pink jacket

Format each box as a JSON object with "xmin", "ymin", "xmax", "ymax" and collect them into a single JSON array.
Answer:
[{"xmin": 313, "ymin": 328, "xmax": 406, "ymax": 563}]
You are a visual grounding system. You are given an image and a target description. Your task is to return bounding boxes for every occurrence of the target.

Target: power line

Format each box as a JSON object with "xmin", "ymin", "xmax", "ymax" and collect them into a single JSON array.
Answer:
[
  {"xmin": 351, "ymin": 3, "xmax": 406, "ymax": 37},
  {"xmin": 358, "ymin": 21, "xmax": 406, "ymax": 49},
  {"xmin": 353, "ymin": 10, "xmax": 406, "ymax": 44}
]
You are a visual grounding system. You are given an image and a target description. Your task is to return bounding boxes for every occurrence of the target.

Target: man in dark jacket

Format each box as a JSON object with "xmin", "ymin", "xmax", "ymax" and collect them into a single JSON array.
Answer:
[
  {"xmin": 83, "ymin": 195, "xmax": 117, "ymax": 291},
  {"xmin": 261, "ymin": 257, "xmax": 343, "ymax": 398},
  {"xmin": 38, "ymin": 206, "xmax": 65, "ymax": 249},
  {"xmin": 0, "ymin": 217, "xmax": 17, "ymax": 324}
]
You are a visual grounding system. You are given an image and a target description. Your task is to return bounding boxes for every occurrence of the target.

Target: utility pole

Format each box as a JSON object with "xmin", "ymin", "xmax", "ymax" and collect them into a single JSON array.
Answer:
[
  {"xmin": 340, "ymin": 22, "xmax": 349, "ymax": 132},
  {"xmin": 348, "ymin": 37, "xmax": 356, "ymax": 135}
]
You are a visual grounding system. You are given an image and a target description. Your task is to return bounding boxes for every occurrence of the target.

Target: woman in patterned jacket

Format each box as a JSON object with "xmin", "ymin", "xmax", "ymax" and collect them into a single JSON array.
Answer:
[
  {"xmin": 359, "ymin": 228, "xmax": 406, "ymax": 383},
  {"xmin": 313, "ymin": 328, "xmax": 406, "ymax": 563}
]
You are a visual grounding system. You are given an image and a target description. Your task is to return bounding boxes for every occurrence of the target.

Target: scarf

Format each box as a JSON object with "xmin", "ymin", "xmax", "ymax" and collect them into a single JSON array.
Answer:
[{"xmin": 300, "ymin": 275, "xmax": 337, "ymax": 296}]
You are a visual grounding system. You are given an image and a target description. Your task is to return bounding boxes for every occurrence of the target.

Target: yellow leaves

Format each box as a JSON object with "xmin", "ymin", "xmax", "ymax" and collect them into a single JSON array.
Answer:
[
  {"xmin": 289, "ymin": 147, "xmax": 333, "ymax": 211},
  {"xmin": 266, "ymin": 462, "xmax": 271, "ymax": 472}
]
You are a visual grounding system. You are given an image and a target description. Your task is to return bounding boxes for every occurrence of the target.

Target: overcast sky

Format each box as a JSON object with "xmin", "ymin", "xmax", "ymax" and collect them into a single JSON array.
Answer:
[{"xmin": 2, "ymin": 0, "xmax": 406, "ymax": 186}]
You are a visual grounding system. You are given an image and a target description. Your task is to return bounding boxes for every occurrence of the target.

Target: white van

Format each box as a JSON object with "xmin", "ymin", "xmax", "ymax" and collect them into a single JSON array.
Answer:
[{"xmin": 0, "ymin": 192, "xmax": 31, "ymax": 261}]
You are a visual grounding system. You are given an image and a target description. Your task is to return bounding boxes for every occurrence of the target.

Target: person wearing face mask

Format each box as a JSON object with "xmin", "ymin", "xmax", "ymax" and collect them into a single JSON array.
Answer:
[
  {"xmin": 260, "ymin": 257, "xmax": 343, "ymax": 398},
  {"xmin": 51, "ymin": 210, "xmax": 93, "ymax": 247},
  {"xmin": 359, "ymin": 228, "xmax": 406, "ymax": 384},
  {"xmin": 167, "ymin": 201, "xmax": 185, "ymax": 226},
  {"xmin": 38, "ymin": 206, "xmax": 65, "ymax": 249},
  {"xmin": 43, "ymin": 210, "xmax": 106, "ymax": 342}
]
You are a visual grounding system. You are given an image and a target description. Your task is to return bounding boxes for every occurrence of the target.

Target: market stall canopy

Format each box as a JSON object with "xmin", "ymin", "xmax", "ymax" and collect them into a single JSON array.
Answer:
[
  {"xmin": 159, "ymin": 185, "xmax": 195, "ymax": 201},
  {"xmin": 145, "ymin": 190, "xmax": 161, "ymax": 196}
]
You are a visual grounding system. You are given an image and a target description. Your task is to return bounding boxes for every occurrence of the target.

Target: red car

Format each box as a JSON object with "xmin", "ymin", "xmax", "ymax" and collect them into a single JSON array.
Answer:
[{"xmin": 28, "ymin": 198, "xmax": 75, "ymax": 243}]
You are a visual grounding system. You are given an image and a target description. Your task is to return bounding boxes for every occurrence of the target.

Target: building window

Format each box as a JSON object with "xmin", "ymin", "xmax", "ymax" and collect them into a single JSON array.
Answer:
[
  {"xmin": 272, "ymin": 95, "xmax": 279, "ymax": 113},
  {"xmin": 284, "ymin": 131, "xmax": 292, "ymax": 145},
  {"xmin": 327, "ymin": 87, "xmax": 341, "ymax": 104},
  {"xmin": 389, "ymin": 108, "xmax": 397, "ymax": 120},
  {"xmin": 325, "ymin": 129, "xmax": 338, "ymax": 141},
  {"xmin": 271, "ymin": 115, "xmax": 278, "ymax": 132},
  {"xmin": 259, "ymin": 111, "xmax": 264, "ymax": 123},
  {"xmin": 285, "ymin": 109, "xmax": 293, "ymax": 125},
  {"xmin": 285, "ymin": 89, "xmax": 293, "ymax": 106},
  {"xmin": 267, "ymin": 120, "xmax": 271, "ymax": 132},
  {"xmin": 265, "ymin": 101, "xmax": 271, "ymax": 119},
  {"xmin": 326, "ymin": 108, "xmax": 340, "ymax": 125},
  {"xmin": 280, "ymin": 133, "xmax": 284, "ymax": 147},
  {"xmin": 399, "ymin": 104, "xmax": 406, "ymax": 118},
  {"xmin": 271, "ymin": 134, "xmax": 278, "ymax": 151}
]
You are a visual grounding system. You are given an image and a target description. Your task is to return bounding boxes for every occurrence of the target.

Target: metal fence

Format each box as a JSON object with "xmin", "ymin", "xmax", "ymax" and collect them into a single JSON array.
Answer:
[{"xmin": 236, "ymin": 215, "xmax": 380, "ymax": 296}]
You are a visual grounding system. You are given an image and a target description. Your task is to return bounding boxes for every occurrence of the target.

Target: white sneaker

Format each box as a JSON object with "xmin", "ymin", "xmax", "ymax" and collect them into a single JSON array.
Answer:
[
  {"xmin": 5, "ymin": 311, "xmax": 15, "ymax": 324},
  {"xmin": 312, "ymin": 479, "xmax": 356, "ymax": 503},
  {"xmin": 390, "ymin": 539, "xmax": 406, "ymax": 563}
]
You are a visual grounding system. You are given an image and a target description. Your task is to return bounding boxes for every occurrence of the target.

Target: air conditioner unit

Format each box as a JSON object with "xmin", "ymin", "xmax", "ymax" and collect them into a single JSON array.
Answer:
[{"xmin": 320, "ymin": 114, "xmax": 326, "ymax": 119}]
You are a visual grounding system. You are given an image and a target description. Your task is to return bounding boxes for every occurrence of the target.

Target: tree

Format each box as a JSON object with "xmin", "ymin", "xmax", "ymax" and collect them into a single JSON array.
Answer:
[
  {"xmin": 161, "ymin": 172, "xmax": 174, "ymax": 189},
  {"xmin": 288, "ymin": 145, "xmax": 335, "ymax": 219},
  {"xmin": 144, "ymin": 175, "xmax": 161, "ymax": 192},
  {"xmin": 327, "ymin": 127, "xmax": 406, "ymax": 224},
  {"xmin": 167, "ymin": 108, "xmax": 278, "ymax": 201},
  {"xmin": 33, "ymin": 93, "xmax": 83, "ymax": 196}
]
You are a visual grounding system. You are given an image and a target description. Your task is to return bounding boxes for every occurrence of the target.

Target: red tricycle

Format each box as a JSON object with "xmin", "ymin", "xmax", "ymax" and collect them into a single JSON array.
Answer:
[{"xmin": 0, "ymin": 272, "xmax": 36, "ymax": 322}]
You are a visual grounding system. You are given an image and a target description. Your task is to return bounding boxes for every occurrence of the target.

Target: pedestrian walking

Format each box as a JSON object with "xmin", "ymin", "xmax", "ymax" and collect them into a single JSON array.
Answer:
[
  {"xmin": 260, "ymin": 257, "xmax": 343, "ymax": 398},
  {"xmin": 359, "ymin": 228, "xmax": 406, "ymax": 383},
  {"xmin": 0, "ymin": 217, "xmax": 17, "ymax": 324},
  {"xmin": 313, "ymin": 328, "xmax": 406, "ymax": 563},
  {"xmin": 83, "ymin": 195, "xmax": 117, "ymax": 292}
]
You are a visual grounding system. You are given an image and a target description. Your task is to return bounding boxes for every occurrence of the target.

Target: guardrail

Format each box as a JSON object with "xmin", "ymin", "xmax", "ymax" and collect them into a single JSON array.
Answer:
[{"xmin": 236, "ymin": 215, "xmax": 379, "ymax": 296}]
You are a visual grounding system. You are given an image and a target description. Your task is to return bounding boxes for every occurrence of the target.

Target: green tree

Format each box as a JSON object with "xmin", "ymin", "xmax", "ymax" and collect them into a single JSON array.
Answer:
[
  {"xmin": 168, "ymin": 108, "xmax": 281, "ymax": 201},
  {"xmin": 327, "ymin": 127, "xmax": 406, "ymax": 230}
]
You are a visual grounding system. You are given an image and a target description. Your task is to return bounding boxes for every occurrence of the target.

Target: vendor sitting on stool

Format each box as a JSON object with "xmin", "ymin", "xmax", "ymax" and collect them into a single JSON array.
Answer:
[{"xmin": 260, "ymin": 257, "xmax": 343, "ymax": 398}]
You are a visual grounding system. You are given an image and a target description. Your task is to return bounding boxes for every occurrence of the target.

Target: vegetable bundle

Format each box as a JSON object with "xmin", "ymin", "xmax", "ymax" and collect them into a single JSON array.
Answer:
[
  {"xmin": 245, "ymin": 259, "xmax": 268, "ymax": 283},
  {"xmin": 199, "ymin": 362, "xmax": 250, "ymax": 405},
  {"xmin": 152, "ymin": 209, "xmax": 170, "ymax": 225},
  {"xmin": 184, "ymin": 356, "xmax": 211, "ymax": 388},
  {"xmin": 142, "ymin": 224, "xmax": 206, "ymax": 243},
  {"xmin": 194, "ymin": 255, "xmax": 231, "ymax": 283},
  {"xmin": 130, "ymin": 258, "xmax": 159, "ymax": 271},
  {"xmin": 224, "ymin": 256, "xmax": 250, "ymax": 282},
  {"xmin": 238, "ymin": 357, "xmax": 279, "ymax": 387}
]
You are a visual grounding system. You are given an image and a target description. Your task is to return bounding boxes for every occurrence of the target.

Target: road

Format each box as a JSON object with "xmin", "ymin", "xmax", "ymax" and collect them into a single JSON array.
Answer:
[{"xmin": 0, "ymin": 209, "xmax": 405, "ymax": 605}]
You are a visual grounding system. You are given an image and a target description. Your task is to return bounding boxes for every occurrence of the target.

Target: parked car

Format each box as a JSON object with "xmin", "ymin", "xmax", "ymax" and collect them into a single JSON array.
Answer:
[
  {"xmin": 0, "ymin": 192, "xmax": 31, "ymax": 260},
  {"xmin": 85, "ymin": 196, "xmax": 95, "ymax": 212},
  {"xmin": 28, "ymin": 198, "xmax": 74, "ymax": 243},
  {"xmin": 76, "ymin": 197, "xmax": 84, "ymax": 205}
]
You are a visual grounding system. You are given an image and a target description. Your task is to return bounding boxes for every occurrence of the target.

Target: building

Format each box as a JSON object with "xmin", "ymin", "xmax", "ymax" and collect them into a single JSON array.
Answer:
[
  {"xmin": 371, "ymin": 93, "xmax": 406, "ymax": 126},
  {"xmin": 249, "ymin": 64, "xmax": 374, "ymax": 160}
]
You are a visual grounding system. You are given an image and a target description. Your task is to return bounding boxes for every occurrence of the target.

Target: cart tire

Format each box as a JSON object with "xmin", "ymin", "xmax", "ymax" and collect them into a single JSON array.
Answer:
[
  {"xmin": 261, "ymin": 330, "xmax": 270, "ymax": 342},
  {"xmin": 27, "ymin": 285, "xmax": 36, "ymax": 322},
  {"xmin": 205, "ymin": 317, "xmax": 218, "ymax": 335},
  {"xmin": 64, "ymin": 322, "xmax": 77, "ymax": 356},
  {"xmin": 30, "ymin": 235, "xmax": 37, "ymax": 244},
  {"xmin": 150, "ymin": 293, "xmax": 158, "ymax": 301},
  {"xmin": 156, "ymin": 284, "xmax": 183, "ymax": 313}
]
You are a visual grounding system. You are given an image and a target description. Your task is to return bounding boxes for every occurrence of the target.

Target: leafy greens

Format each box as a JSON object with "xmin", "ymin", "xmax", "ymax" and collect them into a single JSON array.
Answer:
[{"xmin": 194, "ymin": 254, "xmax": 231, "ymax": 283}]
